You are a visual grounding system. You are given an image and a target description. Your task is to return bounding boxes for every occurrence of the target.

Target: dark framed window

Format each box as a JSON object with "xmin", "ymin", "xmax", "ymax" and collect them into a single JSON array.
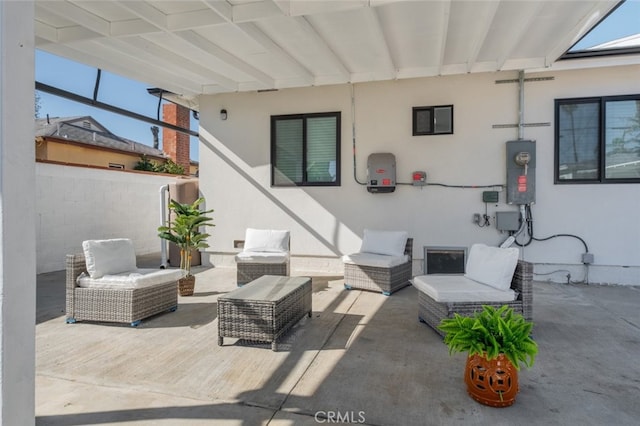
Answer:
[
  {"xmin": 555, "ymin": 95, "xmax": 640, "ymax": 183},
  {"xmin": 271, "ymin": 112, "xmax": 340, "ymax": 187},
  {"xmin": 413, "ymin": 105, "xmax": 453, "ymax": 135}
]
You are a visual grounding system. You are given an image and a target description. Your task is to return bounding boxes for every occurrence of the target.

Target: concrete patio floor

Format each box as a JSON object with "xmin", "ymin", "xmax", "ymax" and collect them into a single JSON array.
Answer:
[{"xmin": 35, "ymin": 255, "xmax": 640, "ymax": 425}]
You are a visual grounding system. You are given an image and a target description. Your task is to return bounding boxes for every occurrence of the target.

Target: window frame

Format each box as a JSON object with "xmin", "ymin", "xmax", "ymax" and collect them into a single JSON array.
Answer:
[
  {"xmin": 412, "ymin": 105, "xmax": 454, "ymax": 136},
  {"xmin": 270, "ymin": 111, "xmax": 341, "ymax": 187},
  {"xmin": 554, "ymin": 94, "xmax": 640, "ymax": 184}
]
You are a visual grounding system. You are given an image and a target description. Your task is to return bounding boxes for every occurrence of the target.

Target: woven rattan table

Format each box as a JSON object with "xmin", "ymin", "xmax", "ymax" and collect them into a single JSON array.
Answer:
[{"xmin": 217, "ymin": 275, "xmax": 312, "ymax": 351}]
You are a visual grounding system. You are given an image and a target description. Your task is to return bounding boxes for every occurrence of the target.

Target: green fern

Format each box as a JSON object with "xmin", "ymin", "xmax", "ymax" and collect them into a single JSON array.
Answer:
[
  {"xmin": 438, "ymin": 305, "xmax": 538, "ymax": 370},
  {"xmin": 158, "ymin": 198, "xmax": 214, "ymax": 275}
]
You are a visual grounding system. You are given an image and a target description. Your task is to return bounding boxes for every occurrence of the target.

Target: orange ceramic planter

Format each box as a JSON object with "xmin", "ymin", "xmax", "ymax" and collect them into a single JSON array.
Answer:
[{"xmin": 464, "ymin": 353, "xmax": 519, "ymax": 407}]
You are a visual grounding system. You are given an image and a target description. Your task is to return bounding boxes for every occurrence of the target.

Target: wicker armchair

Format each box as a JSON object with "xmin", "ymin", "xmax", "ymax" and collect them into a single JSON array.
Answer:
[
  {"xmin": 235, "ymin": 229, "xmax": 290, "ymax": 286},
  {"xmin": 417, "ymin": 259, "xmax": 533, "ymax": 337},
  {"xmin": 65, "ymin": 239, "xmax": 180, "ymax": 327},
  {"xmin": 343, "ymin": 231, "xmax": 413, "ymax": 296}
]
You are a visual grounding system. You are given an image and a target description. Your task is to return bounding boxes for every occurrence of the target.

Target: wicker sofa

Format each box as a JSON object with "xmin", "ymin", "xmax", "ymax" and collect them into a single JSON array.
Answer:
[
  {"xmin": 235, "ymin": 228, "xmax": 290, "ymax": 286},
  {"xmin": 413, "ymin": 244, "xmax": 533, "ymax": 337},
  {"xmin": 65, "ymin": 239, "xmax": 182, "ymax": 327},
  {"xmin": 343, "ymin": 230, "xmax": 413, "ymax": 296}
]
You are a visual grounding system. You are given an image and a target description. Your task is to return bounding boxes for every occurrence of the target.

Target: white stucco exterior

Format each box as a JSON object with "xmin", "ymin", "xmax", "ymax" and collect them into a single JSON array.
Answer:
[
  {"xmin": 199, "ymin": 65, "xmax": 640, "ymax": 285},
  {"xmin": 35, "ymin": 163, "xmax": 186, "ymax": 274}
]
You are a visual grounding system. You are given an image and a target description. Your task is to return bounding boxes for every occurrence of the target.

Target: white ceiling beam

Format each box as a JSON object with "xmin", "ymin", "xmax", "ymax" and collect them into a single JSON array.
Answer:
[
  {"xmin": 437, "ymin": 0, "xmax": 452, "ymax": 75},
  {"xmin": 288, "ymin": 0, "xmax": 369, "ymax": 17},
  {"xmin": 167, "ymin": 9, "xmax": 226, "ymax": 31},
  {"xmin": 233, "ymin": 0, "xmax": 284, "ymax": 23},
  {"xmin": 119, "ymin": 2, "xmax": 245, "ymax": 91},
  {"xmin": 544, "ymin": 1, "xmax": 618, "ymax": 66},
  {"xmin": 364, "ymin": 8, "xmax": 396, "ymax": 79},
  {"xmin": 202, "ymin": 0, "xmax": 314, "ymax": 86},
  {"xmin": 237, "ymin": 22, "xmax": 315, "ymax": 86},
  {"xmin": 176, "ymin": 30, "xmax": 275, "ymax": 87},
  {"xmin": 37, "ymin": 42, "xmax": 201, "ymax": 96},
  {"xmin": 201, "ymin": 0, "xmax": 233, "ymax": 23},
  {"xmin": 34, "ymin": 20, "xmax": 59, "ymax": 43},
  {"xmin": 119, "ymin": 0, "xmax": 168, "ymax": 30},
  {"xmin": 125, "ymin": 36, "xmax": 239, "ymax": 90},
  {"xmin": 294, "ymin": 16, "xmax": 351, "ymax": 81},
  {"xmin": 38, "ymin": 0, "xmax": 110, "ymax": 36},
  {"xmin": 87, "ymin": 39, "xmax": 206, "ymax": 94},
  {"xmin": 466, "ymin": 1, "xmax": 500, "ymax": 72},
  {"xmin": 496, "ymin": 1, "xmax": 546, "ymax": 70},
  {"xmin": 110, "ymin": 19, "xmax": 160, "ymax": 37}
]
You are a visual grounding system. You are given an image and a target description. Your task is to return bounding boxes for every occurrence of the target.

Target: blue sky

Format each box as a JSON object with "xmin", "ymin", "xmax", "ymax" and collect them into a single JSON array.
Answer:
[{"xmin": 35, "ymin": 0, "xmax": 640, "ymax": 162}]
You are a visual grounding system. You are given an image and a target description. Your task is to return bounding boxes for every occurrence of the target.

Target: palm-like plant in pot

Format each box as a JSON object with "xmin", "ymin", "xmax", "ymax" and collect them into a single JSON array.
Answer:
[
  {"xmin": 158, "ymin": 197, "xmax": 214, "ymax": 296},
  {"xmin": 437, "ymin": 305, "xmax": 538, "ymax": 407}
]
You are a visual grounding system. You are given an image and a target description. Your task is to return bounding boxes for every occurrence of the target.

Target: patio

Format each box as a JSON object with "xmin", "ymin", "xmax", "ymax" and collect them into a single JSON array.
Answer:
[{"xmin": 36, "ymin": 254, "xmax": 640, "ymax": 426}]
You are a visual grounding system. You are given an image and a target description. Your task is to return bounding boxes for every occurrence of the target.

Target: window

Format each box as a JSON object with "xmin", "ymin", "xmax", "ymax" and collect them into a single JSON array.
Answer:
[
  {"xmin": 271, "ymin": 112, "xmax": 340, "ymax": 186},
  {"xmin": 555, "ymin": 95, "xmax": 640, "ymax": 183},
  {"xmin": 413, "ymin": 105, "xmax": 453, "ymax": 136}
]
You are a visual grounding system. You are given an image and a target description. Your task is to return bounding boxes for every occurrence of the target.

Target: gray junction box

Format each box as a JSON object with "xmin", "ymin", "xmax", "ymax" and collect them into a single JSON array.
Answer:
[{"xmin": 367, "ymin": 153, "xmax": 396, "ymax": 193}]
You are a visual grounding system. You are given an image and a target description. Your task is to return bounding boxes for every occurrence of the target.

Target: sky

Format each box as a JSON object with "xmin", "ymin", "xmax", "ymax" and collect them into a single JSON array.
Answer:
[{"xmin": 35, "ymin": 0, "xmax": 640, "ymax": 163}]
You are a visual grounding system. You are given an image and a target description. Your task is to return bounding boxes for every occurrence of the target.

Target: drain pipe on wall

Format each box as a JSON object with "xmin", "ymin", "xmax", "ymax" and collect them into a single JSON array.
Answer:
[
  {"xmin": 159, "ymin": 184, "xmax": 169, "ymax": 269},
  {"xmin": 500, "ymin": 71, "xmax": 528, "ymax": 249}
]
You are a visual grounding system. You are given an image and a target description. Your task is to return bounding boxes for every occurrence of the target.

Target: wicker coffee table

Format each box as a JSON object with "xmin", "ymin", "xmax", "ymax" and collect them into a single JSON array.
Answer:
[{"xmin": 217, "ymin": 275, "xmax": 312, "ymax": 351}]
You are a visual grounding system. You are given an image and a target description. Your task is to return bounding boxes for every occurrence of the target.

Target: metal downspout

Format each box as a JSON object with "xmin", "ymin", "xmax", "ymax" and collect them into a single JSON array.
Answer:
[
  {"xmin": 518, "ymin": 70, "xmax": 525, "ymax": 140},
  {"xmin": 159, "ymin": 184, "xmax": 169, "ymax": 268}
]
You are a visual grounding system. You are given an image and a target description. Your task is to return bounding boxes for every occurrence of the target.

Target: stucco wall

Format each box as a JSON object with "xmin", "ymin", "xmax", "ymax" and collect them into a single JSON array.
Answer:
[
  {"xmin": 35, "ymin": 163, "xmax": 185, "ymax": 273},
  {"xmin": 198, "ymin": 66, "xmax": 640, "ymax": 285}
]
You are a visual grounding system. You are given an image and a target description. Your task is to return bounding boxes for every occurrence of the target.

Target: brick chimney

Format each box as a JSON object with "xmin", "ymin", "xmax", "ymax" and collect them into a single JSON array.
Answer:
[{"xmin": 162, "ymin": 103, "xmax": 190, "ymax": 174}]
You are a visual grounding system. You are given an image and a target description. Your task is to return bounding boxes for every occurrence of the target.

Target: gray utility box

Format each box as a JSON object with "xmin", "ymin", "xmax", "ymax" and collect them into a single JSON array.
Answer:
[
  {"xmin": 496, "ymin": 211, "xmax": 521, "ymax": 231},
  {"xmin": 506, "ymin": 140, "xmax": 536, "ymax": 205},
  {"xmin": 367, "ymin": 153, "xmax": 396, "ymax": 193}
]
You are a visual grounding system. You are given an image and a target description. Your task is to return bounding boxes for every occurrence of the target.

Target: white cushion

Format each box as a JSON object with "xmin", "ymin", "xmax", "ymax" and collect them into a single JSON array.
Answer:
[
  {"xmin": 412, "ymin": 275, "xmax": 516, "ymax": 303},
  {"xmin": 82, "ymin": 239, "xmax": 137, "ymax": 279},
  {"xmin": 342, "ymin": 252, "xmax": 409, "ymax": 268},
  {"xmin": 77, "ymin": 268, "xmax": 185, "ymax": 289},
  {"xmin": 243, "ymin": 228, "xmax": 290, "ymax": 253},
  {"xmin": 360, "ymin": 229, "xmax": 408, "ymax": 257},
  {"xmin": 464, "ymin": 243, "xmax": 519, "ymax": 291},
  {"xmin": 235, "ymin": 251, "xmax": 289, "ymax": 264}
]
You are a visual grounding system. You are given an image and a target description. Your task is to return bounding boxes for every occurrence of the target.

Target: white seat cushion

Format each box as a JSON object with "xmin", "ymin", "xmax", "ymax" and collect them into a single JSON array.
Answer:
[
  {"xmin": 464, "ymin": 243, "xmax": 519, "ymax": 291},
  {"xmin": 342, "ymin": 252, "xmax": 409, "ymax": 268},
  {"xmin": 82, "ymin": 238, "xmax": 137, "ymax": 279},
  {"xmin": 412, "ymin": 275, "xmax": 517, "ymax": 303},
  {"xmin": 244, "ymin": 228, "xmax": 290, "ymax": 252},
  {"xmin": 77, "ymin": 268, "xmax": 185, "ymax": 290},
  {"xmin": 235, "ymin": 251, "xmax": 289, "ymax": 264},
  {"xmin": 360, "ymin": 229, "xmax": 408, "ymax": 257}
]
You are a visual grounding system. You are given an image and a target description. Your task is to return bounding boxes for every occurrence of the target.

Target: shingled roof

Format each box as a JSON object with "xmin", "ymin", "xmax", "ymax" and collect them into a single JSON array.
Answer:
[{"xmin": 35, "ymin": 116, "xmax": 167, "ymax": 158}]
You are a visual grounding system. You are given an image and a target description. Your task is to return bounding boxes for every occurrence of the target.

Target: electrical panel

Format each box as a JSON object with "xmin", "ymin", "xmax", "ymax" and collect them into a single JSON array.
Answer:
[
  {"xmin": 367, "ymin": 153, "xmax": 396, "ymax": 193},
  {"xmin": 506, "ymin": 140, "xmax": 536, "ymax": 205}
]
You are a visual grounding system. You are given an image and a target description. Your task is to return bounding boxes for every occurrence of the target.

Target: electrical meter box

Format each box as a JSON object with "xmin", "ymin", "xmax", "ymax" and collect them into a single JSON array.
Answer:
[
  {"xmin": 367, "ymin": 153, "xmax": 396, "ymax": 193},
  {"xmin": 506, "ymin": 140, "xmax": 536, "ymax": 205}
]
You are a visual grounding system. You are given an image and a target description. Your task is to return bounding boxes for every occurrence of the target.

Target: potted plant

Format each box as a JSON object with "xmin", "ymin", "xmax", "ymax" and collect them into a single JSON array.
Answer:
[
  {"xmin": 437, "ymin": 305, "xmax": 538, "ymax": 407},
  {"xmin": 158, "ymin": 197, "xmax": 214, "ymax": 296}
]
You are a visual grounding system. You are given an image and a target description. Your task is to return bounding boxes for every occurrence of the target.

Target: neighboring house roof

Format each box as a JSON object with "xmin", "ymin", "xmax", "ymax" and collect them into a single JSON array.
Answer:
[{"xmin": 35, "ymin": 116, "xmax": 167, "ymax": 159}]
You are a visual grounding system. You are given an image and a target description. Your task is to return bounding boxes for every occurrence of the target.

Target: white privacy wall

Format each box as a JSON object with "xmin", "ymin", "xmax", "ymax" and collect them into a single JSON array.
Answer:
[
  {"xmin": 36, "ymin": 163, "xmax": 181, "ymax": 273},
  {"xmin": 198, "ymin": 65, "xmax": 640, "ymax": 285}
]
